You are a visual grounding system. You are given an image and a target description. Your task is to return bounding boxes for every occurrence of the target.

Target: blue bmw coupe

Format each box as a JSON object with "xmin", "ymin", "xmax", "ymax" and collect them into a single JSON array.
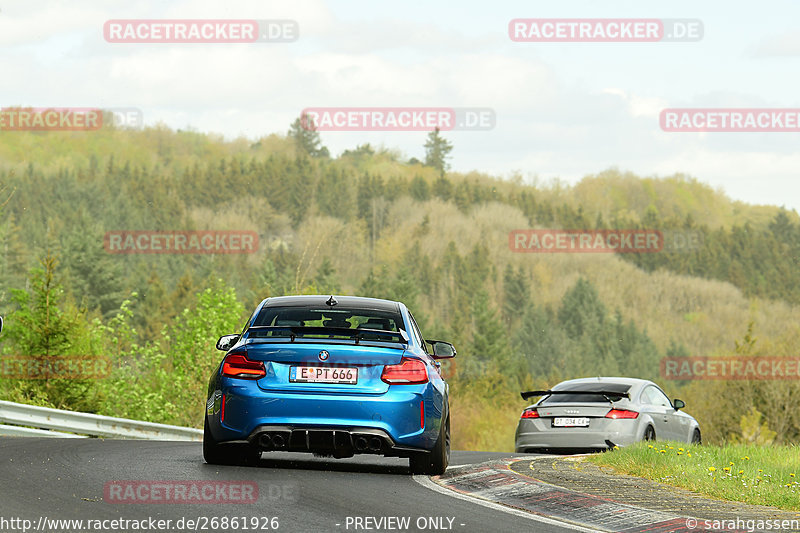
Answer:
[{"xmin": 204, "ymin": 295, "xmax": 456, "ymax": 474}]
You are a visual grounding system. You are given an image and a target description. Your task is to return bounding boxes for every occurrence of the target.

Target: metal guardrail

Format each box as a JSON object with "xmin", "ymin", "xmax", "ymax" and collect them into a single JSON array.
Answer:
[{"xmin": 0, "ymin": 400, "xmax": 203, "ymax": 441}]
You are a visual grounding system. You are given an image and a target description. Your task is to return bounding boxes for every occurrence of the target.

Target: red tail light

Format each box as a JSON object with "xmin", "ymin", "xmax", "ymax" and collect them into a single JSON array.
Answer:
[
  {"xmin": 521, "ymin": 408, "xmax": 539, "ymax": 419},
  {"xmin": 222, "ymin": 353, "xmax": 266, "ymax": 379},
  {"xmin": 605, "ymin": 409, "xmax": 639, "ymax": 419},
  {"xmin": 381, "ymin": 358, "xmax": 428, "ymax": 384}
]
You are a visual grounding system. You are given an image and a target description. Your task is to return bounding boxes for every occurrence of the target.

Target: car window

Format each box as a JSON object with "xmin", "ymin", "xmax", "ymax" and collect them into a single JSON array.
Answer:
[
  {"xmin": 640, "ymin": 387, "xmax": 656, "ymax": 404},
  {"xmin": 253, "ymin": 306, "xmax": 401, "ymax": 330},
  {"xmin": 248, "ymin": 305, "xmax": 405, "ymax": 342},
  {"xmin": 241, "ymin": 308, "xmax": 260, "ymax": 334},
  {"xmin": 408, "ymin": 312, "xmax": 428, "ymax": 353},
  {"xmin": 540, "ymin": 393, "xmax": 615, "ymax": 404},
  {"xmin": 651, "ymin": 387, "xmax": 672, "ymax": 407},
  {"xmin": 642, "ymin": 386, "xmax": 671, "ymax": 407},
  {"xmin": 404, "ymin": 312, "xmax": 421, "ymax": 349}
]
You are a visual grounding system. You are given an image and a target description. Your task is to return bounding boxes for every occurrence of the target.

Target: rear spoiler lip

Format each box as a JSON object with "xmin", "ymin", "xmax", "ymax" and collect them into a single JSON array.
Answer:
[
  {"xmin": 246, "ymin": 325, "xmax": 409, "ymax": 345},
  {"xmin": 243, "ymin": 338, "xmax": 408, "ymax": 352},
  {"xmin": 520, "ymin": 390, "xmax": 631, "ymax": 401}
]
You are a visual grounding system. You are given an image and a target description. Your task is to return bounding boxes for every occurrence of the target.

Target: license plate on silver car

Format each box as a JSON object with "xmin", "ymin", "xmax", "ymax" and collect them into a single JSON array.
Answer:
[{"xmin": 553, "ymin": 417, "xmax": 589, "ymax": 427}]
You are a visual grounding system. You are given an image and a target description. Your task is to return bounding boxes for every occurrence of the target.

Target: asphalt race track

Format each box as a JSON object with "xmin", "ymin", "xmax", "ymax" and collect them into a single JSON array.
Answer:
[{"xmin": 0, "ymin": 438, "xmax": 574, "ymax": 533}]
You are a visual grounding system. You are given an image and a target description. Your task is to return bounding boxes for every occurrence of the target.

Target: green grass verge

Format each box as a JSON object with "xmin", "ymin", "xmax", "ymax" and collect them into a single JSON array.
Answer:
[{"xmin": 587, "ymin": 442, "xmax": 800, "ymax": 511}]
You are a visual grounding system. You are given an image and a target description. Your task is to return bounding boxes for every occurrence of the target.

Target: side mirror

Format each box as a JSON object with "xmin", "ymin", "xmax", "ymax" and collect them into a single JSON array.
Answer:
[
  {"xmin": 427, "ymin": 340, "xmax": 456, "ymax": 359},
  {"xmin": 216, "ymin": 334, "xmax": 239, "ymax": 351},
  {"xmin": 673, "ymin": 399, "xmax": 685, "ymax": 410}
]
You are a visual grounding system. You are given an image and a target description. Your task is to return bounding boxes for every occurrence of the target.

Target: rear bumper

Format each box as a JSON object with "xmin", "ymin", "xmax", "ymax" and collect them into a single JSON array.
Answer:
[
  {"xmin": 514, "ymin": 418, "xmax": 642, "ymax": 452},
  {"xmin": 243, "ymin": 425, "xmax": 428, "ymax": 458},
  {"xmin": 209, "ymin": 378, "xmax": 440, "ymax": 452}
]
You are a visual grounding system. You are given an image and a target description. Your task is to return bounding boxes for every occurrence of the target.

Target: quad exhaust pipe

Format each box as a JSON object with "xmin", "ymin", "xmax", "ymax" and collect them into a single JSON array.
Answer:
[{"xmin": 253, "ymin": 429, "xmax": 388, "ymax": 453}]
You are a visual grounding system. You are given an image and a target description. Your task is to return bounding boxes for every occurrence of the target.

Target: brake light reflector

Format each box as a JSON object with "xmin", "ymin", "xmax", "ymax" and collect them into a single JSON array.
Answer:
[
  {"xmin": 420, "ymin": 400, "xmax": 425, "ymax": 429},
  {"xmin": 605, "ymin": 409, "xmax": 639, "ymax": 419},
  {"xmin": 222, "ymin": 353, "xmax": 266, "ymax": 379},
  {"xmin": 220, "ymin": 394, "xmax": 225, "ymax": 422},
  {"xmin": 381, "ymin": 358, "xmax": 428, "ymax": 384},
  {"xmin": 521, "ymin": 408, "xmax": 539, "ymax": 419}
]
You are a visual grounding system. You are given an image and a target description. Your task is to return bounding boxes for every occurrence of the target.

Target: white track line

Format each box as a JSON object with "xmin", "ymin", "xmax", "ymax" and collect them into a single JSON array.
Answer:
[{"xmin": 412, "ymin": 474, "xmax": 604, "ymax": 533}]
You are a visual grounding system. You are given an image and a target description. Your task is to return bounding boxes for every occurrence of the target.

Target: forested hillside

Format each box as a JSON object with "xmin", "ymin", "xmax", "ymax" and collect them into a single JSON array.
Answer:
[{"xmin": 1, "ymin": 122, "xmax": 798, "ymax": 450}]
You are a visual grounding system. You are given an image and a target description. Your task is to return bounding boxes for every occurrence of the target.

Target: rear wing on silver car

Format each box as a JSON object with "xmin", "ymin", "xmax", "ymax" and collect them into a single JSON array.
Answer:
[{"xmin": 520, "ymin": 390, "xmax": 631, "ymax": 401}]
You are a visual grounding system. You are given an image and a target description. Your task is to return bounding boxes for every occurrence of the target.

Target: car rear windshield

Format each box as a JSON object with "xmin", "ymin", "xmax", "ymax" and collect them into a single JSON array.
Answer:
[
  {"xmin": 248, "ymin": 306, "xmax": 405, "ymax": 341},
  {"xmin": 539, "ymin": 383, "xmax": 632, "ymax": 404}
]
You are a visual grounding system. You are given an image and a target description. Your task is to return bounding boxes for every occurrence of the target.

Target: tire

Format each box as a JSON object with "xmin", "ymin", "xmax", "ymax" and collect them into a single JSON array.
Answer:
[
  {"xmin": 691, "ymin": 428, "xmax": 702, "ymax": 445},
  {"xmin": 643, "ymin": 425, "xmax": 656, "ymax": 442},
  {"xmin": 409, "ymin": 411, "xmax": 450, "ymax": 476},
  {"xmin": 203, "ymin": 417, "xmax": 261, "ymax": 466}
]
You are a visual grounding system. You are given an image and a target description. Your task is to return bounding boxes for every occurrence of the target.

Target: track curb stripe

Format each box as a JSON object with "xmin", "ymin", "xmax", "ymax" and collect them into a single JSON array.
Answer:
[
  {"xmin": 423, "ymin": 458, "xmax": 736, "ymax": 533},
  {"xmin": 412, "ymin": 474, "xmax": 599, "ymax": 532}
]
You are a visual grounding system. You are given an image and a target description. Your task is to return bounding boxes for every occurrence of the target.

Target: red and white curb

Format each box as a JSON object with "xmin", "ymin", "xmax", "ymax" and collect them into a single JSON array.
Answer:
[{"xmin": 418, "ymin": 459, "xmax": 743, "ymax": 533}]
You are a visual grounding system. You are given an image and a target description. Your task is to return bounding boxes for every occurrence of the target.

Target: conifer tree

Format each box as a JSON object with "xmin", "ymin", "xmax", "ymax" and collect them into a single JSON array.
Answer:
[
  {"xmin": 424, "ymin": 128, "xmax": 453, "ymax": 177},
  {"xmin": 502, "ymin": 265, "xmax": 530, "ymax": 323},
  {"xmin": 557, "ymin": 277, "xmax": 606, "ymax": 339},
  {"xmin": 289, "ymin": 116, "xmax": 330, "ymax": 158}
]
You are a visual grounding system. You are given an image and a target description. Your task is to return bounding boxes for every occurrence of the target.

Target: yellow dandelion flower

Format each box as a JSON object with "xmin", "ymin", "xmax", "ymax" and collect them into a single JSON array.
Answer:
[
  {"xmin": 791, "ymin": 474, "xmax": 796, "ymax": 478},
  {"xmin": 729, "ymin": 461, "xmax": 735, "ymax": 466},
  {"xmin": 679, "ymin": 448, "xmax": 684, "ymax": 452},
  {"xmin": 687, "ymin": 453, "xmax": 692, "ymax": 458},
  {"xmin": 708, "ymin": 467, "xmax": 716, "ymax": 472},
  {"xmin": 677, "ymin": 452, "xmax": 683, "ymax": 455},
  {"xmin": 723, "ymin": 467, "xmax": 731, "ymax": 472},
  {"xmin": 738, "ymin": 470, "xmax": 744, "ymax": 475}
]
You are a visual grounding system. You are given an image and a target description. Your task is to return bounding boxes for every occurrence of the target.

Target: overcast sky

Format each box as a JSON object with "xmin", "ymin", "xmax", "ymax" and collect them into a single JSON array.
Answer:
[{"xmin": 2, "ymin": 0, "xmax": 800, "ymax": 210}]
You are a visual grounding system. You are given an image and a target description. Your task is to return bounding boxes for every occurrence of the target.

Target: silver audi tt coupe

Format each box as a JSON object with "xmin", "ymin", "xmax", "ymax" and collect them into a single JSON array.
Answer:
[{"xmin": 515, "ymin": 377, "xmax": 701, "ymax": 452}]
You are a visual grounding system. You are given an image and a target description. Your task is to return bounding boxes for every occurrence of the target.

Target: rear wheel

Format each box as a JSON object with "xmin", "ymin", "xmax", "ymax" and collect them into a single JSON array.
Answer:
[
  {"xmin": 203, "ymin": 417, "xmax": 261, "ymax": 466},
  {"xmin": 410, "ymin": 412, "xmax": 450, "ymax": 476},
  {"xmin": 643, "ymin": 425, "xmax": 656, "ymax": 442},
  {"xmin": 691, "ymin": 428, "xmax": 702, "ymax": 445}
]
